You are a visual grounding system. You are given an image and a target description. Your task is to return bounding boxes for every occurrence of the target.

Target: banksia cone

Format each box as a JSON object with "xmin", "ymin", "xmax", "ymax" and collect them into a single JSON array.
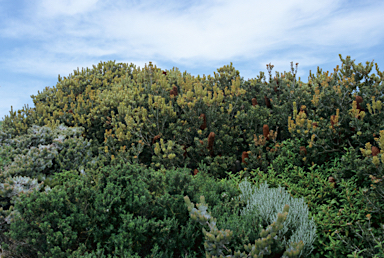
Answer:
[
  {"xmin": 170, "ymin": 85, "xmax": 178, "ymax": 97},
  {"xmin": 252, "ymin": 98, "xmax": 258, "ymax": 106},
  {"xmin": 312, "ymin": 122, "xmax": 318, "ymax": 128},
  {"xmin": 68, "ymin": 109, "xmax": 73, "ymax": 114},
  {"xmin": 162, "ymin": 71, "xmax": 167, "ymax": 76},
  {"xmin": 355, "ymin": 95, "xmax": 364, "ymax": 109},
  {"xmin": 300, "ymin": 146, "xmax": 307, "ymax": 156},
  {"xmin": 193, "ymin": 169, "xmax": 199, "ymax": 176},
  {"xmin": 182, "ymin": 144, "xmax": 187, "ymax": 158},
  {"xmin": 263, "ymin": 124, "xmax": 270, "ymax": 141},
  {"xmin": 264, "ymin": 96, "xmax": 271, "ymax": 108},
  {"xmin": 355, "ymin": 95, "xmax": 365, "ymax": 120},
  {"xmin": 372, "ymin": 146, "xmax": 380, "ymax": 156},
  {"xmin": 208, "ymin": 132, "xmax": 215, "ymax": 156},
  {"xmin": 199, "ymin": 114, "xmax": 207, "ymax": 130},
  {"xmin": 152, "ymin": 135, "xmax": 161, "ymax": 145},
  {"xmin": 242, "ymin": 151, "xmax": 249, "ymax": 165}
]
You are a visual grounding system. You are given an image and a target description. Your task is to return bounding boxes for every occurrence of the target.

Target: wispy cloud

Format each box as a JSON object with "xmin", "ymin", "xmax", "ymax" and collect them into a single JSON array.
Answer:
[{"xmin": 1, "ymin": 0, "xmax": 383, "ymax": 121}]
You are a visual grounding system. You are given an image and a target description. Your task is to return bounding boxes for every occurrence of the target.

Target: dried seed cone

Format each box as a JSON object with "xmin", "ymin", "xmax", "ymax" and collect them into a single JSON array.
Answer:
[
  {"xmin": 252, "ymin": 98, "xmax": 258, "ymax": 106},
  {"xmin": 199, "ymin": 114, "xmax": 207, "ymax": 130},
  {"xmin": 182, "ymin": 144, "xmax": 187, "ymax": 158},
  {"xmin": 300, "ymin": 146, "xmax": 307, "ymax": 156},
  {"xmin": 372, "ymin": 146, "xmax": 380, "ymax": 156},
  {"xmin": 152, "ymin": 135, "xmax": 161, "ymax": 145},
  {"xmin": 208, "ymin": 132, "xmax": 215, "ymax": 156},
  {"xmin": 263, "ymin": 124, "xmax": 270, "ymax": 141},
  {"xmin": 242, "ymin": 151, "xmax": 249, "ymax": 165},
  {"xmin": 170, "ymin": 85, "xmax": 178, "ymax": 97},
  {"xmin": 355, "ymin": 95, "xmax": 365, "ymax": 119},
  {"xmin": 264, "ymin": 96, "xmax": 271, "ymax": 108}
]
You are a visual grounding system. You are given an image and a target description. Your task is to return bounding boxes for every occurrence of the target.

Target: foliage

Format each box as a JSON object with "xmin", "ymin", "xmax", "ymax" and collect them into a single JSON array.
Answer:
[
  {"xmin": 224, "ymin": 137, "xmax": 384, "ymax": 257},
  {"xmin": 184, "ymin": 194, "xmax": 305, "ymax": 257},
  {"xmin": 235, "ymin": 178, "xmax": 317, "ymax": 256},
  {"xmin": 0, "ymin": 123, "xmax": 110, "ymax": 256},
  {"xmin": 0, "ymin": 55, "xmax": 384, "ymax": 256},
  {"xmin": 1, "ymin": 160, "xmax": 254, "ymax": 257}
]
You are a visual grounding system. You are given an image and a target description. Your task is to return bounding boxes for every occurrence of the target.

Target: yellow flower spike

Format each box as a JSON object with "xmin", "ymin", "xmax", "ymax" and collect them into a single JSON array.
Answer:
[
  {"xmin": 307, "ymin": 120, "xmax": 312, "ymax": 130},
  {"xmin": 372, "ymin": 156, "xmax": 380, "ymax": 167},
  {"xmin": 365, "ymin": 142, "xmax": 372, "ymax": 151},
  {"xmin": 227, "ymin": 103, "xmax": 233, "ymax": 114},
  {"xmin": 367, "ymin": 103, "xmax": 373, "ymax": 115},
  {"xmin": 168, "ymin": 153, "xmax": 176, "ymax": 159},
  {"xmin": 154, "ymin": 143, "xmax": 161, "ymax": 155}
]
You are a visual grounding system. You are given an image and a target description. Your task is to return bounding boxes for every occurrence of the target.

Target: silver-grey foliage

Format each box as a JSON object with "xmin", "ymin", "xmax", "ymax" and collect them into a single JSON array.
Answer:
[{"xmin": 236, "ymin": 178, "xmax": 317, "ymax": 257}]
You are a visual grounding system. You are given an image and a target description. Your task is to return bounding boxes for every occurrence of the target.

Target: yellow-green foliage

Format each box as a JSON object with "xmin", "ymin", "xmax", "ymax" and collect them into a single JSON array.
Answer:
[{"xmin": 1, "ymin": 55, "xmax": 384, "ymax": 257}]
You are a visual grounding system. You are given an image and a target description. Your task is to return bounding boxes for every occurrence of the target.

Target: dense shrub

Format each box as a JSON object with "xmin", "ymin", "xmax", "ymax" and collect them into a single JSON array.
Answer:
[
  {"xmin": 0, "ymin": 54, "xmax": 384, "ymax": 257},
  {"xmin": 2, "ymin": 159, "xmax": 256, "ymax": 257}
]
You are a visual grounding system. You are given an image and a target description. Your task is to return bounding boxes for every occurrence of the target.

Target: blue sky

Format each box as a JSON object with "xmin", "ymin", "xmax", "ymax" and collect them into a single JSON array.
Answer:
[{"xmin": 1, "ymin": 0, "xmax": 383, "ymax": 122}]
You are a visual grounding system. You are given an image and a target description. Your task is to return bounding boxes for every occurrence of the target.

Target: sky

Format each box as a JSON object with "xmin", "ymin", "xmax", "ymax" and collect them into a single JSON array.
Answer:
[{"xmin": 1, "ymin": 0, "xmax": 383, "ymax": 122}]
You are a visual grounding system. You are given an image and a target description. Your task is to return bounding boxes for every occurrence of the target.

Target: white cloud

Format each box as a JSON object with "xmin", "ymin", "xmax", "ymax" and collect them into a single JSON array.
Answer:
[{"xmin": 0, "ymin": 0, "xmax": 383, "ymax": 121}]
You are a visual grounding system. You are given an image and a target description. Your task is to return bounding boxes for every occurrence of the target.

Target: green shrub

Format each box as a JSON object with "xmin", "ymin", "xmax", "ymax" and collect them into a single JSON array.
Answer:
[
  {"xmin": 2, "ymin": 159, "xmax": 254, "ymax": 257},
  {"xmin": 0, "ymin": 55, "xmax": 384, "ymax": 257},
  {"xmin": 184, "ymin": 194, "xmax": 305, "ymax": 257}
]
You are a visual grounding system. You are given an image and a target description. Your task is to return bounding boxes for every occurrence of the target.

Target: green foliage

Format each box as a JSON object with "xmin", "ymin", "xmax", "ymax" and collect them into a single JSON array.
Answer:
[
  {"xmin": 1, "ymin": 159, "xmax": 251, "ymax": 257},
  {"xmin": 0, "ymin": 123, "xmax": 110, "ymax": 254},
  {"xmin": 184, "ymin": 194, "xmax": 305, "ymax": 257},
  {"xmin": 0, "ymin": 54, "xmax": 384, "ymax": 256},
  {"xmin": 225, "ymin": 144, "xmax": 383, "ymax": 257}
]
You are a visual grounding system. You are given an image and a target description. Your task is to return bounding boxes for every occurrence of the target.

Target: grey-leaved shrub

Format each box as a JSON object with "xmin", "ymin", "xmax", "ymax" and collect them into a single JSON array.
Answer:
[
  {"xmin": 184, "ymin": 194, "xmax": 306, "ymax": 257},
  {"xmin": 0, "ymin": 123, "xmax": 102, "ymax": 251},
  {"xmin": 235, "ymin": 178, "xmax": 317, "ymax": 257}
]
